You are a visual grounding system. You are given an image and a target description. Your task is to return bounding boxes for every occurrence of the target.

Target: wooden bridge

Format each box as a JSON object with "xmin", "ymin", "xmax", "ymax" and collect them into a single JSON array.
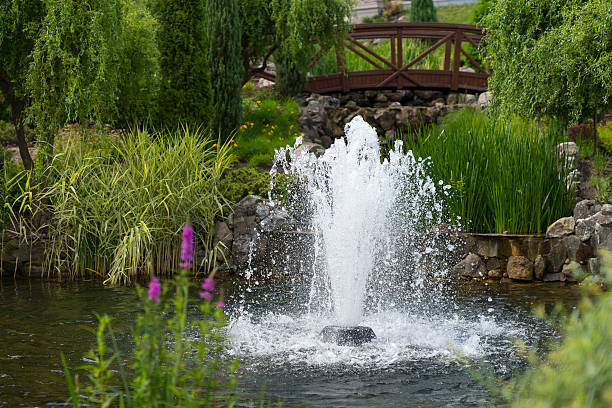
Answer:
[{"xmin": 258, "ymin": 22, "xmax": 489, "ymax": 94}]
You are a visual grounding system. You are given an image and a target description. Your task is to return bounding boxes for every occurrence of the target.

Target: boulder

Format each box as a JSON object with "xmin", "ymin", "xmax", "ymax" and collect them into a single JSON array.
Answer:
[
  {"xmin": 213, "ymin": 221, "xmax": 233, "ymax": 251},
  {"xmin": 543, "ymin": 272, "xmax": 566, "ymax": 282},
  {"xmin": 546, "ymin": 239, "xmax": 568, "ymax": 273},
  {"xmin": 573, "ymin": 199, "xmax": 601, "ymax": 220},
  {"xmin": 575, "ymin": 217, "xmax": 596, "ymax": 242},
  {"xmin": 546, "ymin": 217, "xmax": 575, "ymax": 238},
  {"xmin": 507, "ymin": 256, "xmax": 534, "ymax": 281},
  {"xmin": 534, "ymin": 255, "xmax": 546, "ymax": 280},
  {"xmin": 487, "ymin": 269, "xmax": 503, "ymax": 279},
  {"xmin": 477, "ymin": 91, "xmax": 492, "ymax": 109},
  {"xmin": 594, "ymin": 224, "xmax": 612, "ymax": 253},
  {"xmin": 451, "ymin": 253, "xmax": 487, "ymax": 279}
]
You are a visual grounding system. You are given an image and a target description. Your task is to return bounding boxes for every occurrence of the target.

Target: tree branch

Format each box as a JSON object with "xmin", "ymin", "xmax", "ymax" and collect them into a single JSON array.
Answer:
[{"xmin": 243, "ymin": 45, "xmax": 278, "ymax": 85}]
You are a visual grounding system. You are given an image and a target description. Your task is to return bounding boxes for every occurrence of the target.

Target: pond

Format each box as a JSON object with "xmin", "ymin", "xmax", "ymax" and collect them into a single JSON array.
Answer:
[{"xmin": 0, "ymin": 277, "xmax": 579, "ymax": 407}]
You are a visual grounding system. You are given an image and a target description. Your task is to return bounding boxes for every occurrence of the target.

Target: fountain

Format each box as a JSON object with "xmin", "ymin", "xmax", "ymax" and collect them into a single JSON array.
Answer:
[{"xmin": 269, "ymin": 116, "xmax": 450, "ymax": 346}]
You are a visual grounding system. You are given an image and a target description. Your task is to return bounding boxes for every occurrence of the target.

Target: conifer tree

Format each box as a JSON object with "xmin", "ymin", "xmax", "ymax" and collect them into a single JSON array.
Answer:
[
  {"xmin": 411, "ymin": 0, "xmax": 437, "ymax": 23},
  {"xmin": 206, "ymin": 0, "xmax": 243, "ymax": 139},
  {"xmin": 157, "ymin": 0, "xmax": 213, "ymax": 128},
  {"xmin": 275, "ymin": 49, "xmax": 307, "ymax": 97}
]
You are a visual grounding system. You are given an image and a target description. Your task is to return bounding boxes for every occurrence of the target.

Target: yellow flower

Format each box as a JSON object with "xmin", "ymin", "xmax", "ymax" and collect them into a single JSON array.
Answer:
[
  {"xmin": 256, "ymin": 100, "xmax": 261, "ymax": 104},
  {"xmin": 300, "ymin": 132, "xmax": 305, "ymax": 136},
  {"xmin": 231, "ymin": 139, "xmax": 235, "ymax": 142},
  {"xmin": 233, "ymin": 143, "xmax": 238, "ymax": 147},
  {"xmin": 213, "ymin": 143, "xmax": 217, "ymax": 147}
]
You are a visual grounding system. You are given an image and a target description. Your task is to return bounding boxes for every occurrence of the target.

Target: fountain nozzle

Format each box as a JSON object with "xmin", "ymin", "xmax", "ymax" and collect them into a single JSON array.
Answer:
[{"xmin": 319, "ymin": 325, "xmax": 376, "ymax": 346}]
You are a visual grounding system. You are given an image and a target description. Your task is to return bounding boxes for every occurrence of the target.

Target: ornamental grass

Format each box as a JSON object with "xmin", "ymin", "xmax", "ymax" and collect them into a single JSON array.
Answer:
[
  {"xmin": 33, "ymin": 126, "xmax": 233, "ymax": 283},
  {"xmin": 398, "ymin": 108, "xmax": 574, "ymax": 234}
]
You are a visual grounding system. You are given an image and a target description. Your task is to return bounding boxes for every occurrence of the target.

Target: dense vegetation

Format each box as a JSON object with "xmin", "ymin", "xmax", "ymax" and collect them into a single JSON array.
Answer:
[
  {"xmin": 485, "ymin": 0, "xmax": 612, "ymax": 139},
  {"xmin": 411, "ymin": 0, "xmax": 437, "ymax": 22},
  {"xmin": 401, "ymin": 109, "xmax": 574, "ymax": 234}
]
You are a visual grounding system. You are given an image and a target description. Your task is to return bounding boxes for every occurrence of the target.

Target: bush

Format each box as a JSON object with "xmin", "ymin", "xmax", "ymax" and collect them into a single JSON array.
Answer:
[
  {"xmin": 399, "ymin": 108, "xmax": 574, "ymax": 234},
  {"xmin": 470, "ymin": 0, "xmax": 492, "ymax": 24},
  {"xmin": 235, "ymin": 94, "xmax": 301, "ymax": 167},
  {"xmin": 157, "ymin": 0, "xmax": 214, "ymax": 128},
  {"xmin": 33, "ymin": 126, "xmax": 234, "ymax": 283},
  {"xmin": 507, "ymin": 254, "xmax": 612, "ymax": 407},
  {"xmin": 220, "ymin": 167, "xmax": 271, "ymax": 205}
]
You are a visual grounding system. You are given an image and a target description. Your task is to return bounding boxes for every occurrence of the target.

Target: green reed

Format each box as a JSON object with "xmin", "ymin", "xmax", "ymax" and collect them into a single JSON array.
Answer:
[
  {"xmin": 36, "ymin": 126, "xmax": 233, "ymax": 283},
  {"xmin": 398, "ymin": 108, "xmax": 574, "ymax": 234}
]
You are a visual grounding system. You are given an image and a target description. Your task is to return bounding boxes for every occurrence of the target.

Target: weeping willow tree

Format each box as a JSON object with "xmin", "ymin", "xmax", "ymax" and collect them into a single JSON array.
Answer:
[
  {"xmin": 239, "ymin": 0, "xmax": 354, "ymax": 85},
  {"xmin": 0, "ymin": 1, "xmax": 46, "ymax": 170},
  {"xmin": 27, "ymin": 0, "xmax": 124, "ymax": 161}
]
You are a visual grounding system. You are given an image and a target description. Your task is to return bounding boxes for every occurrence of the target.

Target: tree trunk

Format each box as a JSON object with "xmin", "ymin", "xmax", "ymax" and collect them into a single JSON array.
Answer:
[
  {"xmin": 593, "ymin": 113, "xmax": 598, "ymax": 152},
  {"xmin": 12, "ymin": 103, "xmax": 33, "ymax": 171}
]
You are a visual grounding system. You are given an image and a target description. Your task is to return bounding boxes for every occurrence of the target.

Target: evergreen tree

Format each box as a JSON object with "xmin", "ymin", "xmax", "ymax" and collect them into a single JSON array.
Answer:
[
  {"xmin": 157, "ymin": 0, "xmax": 213, "ymax": 128},
  {"xmin": 411, "ymin": 0, "xmax": 437, "ymax": 23},
  {"xmin": 274, "ymin": 49, "xmax": 307, "ymax": 97},
  {"xmin": 206, "ymin": 0, "xmax": 243, "ymax": 139}
]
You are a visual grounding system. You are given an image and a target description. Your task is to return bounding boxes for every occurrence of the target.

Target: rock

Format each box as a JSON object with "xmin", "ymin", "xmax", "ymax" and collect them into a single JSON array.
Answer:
[
  {"xmin": 562, "ymin": 262, "xmax": 583, "ymax": 282},
  {"xmin": 477, "ymin": 91, "xmax": 492, "ymax": 109},
  {"xmin": 575, "ymin": 217, "xmax": 596, "ymax": 242},
  {"xmin": 557, "ymin": 141, "xmax": 579, "ymax": 158},
  {"xmin": 602, "ymin": 204, "xmax": 612, "ymax": 215},
  {"xmin": 320, "ymin": 96, "xmax": 340, "ymax": 109},
  {"xmin": 594, "ymin": 211, "xmax": 612, "ymax": 227},
  {"xmin": 233, "ymin": 195, "xmax": 264, "ymax": 217},
  {"xmin": 574, "ymin": 199, "xmax": 601, "ymax": 220},
  {"xmin": 564, "ymin": 235, "xmax": 581, "ymax": 261},
  {"xmin": 464, "ymin": 94, "xmax": 476, "ymax": 104},
  {"xmin": 588, "ymin": 257, "xmax": 599, "ymax": 275},
  {"xmin": 546, "ymin": 238, "xmax": 568, "ymax": 272},
  {"xmin": 446, "ymin": 93, "xmax": 459, "ymax": 105},
  {"xmin": 389, "ymin": 101, "xmax": 401, "ymax": 107},
  {"xmin": 345, "ymin": 100, "xmax": 358, "ymax": 110},
  {"xmin": 295, "ymin": 142, "xmax": 325, "ymax": 157},
  {"xmin": 546, "ymin": 217, "xmax": 575, "ymax": 238},
  {"xmin": 374, "ymin": 93, "xmax": 388, "ymax": 103},
  {"xmin": 543, "ymin": 272, "xmax": 566, "ymax": 282},
  {"xmin": 534, "ymin": 255, "xmax": 546, "ymax": 280},
  {"xmin": 213, "ymin": 221, "xmax": 233, "ymax": 251},
  {"xmin": 451, "ymin": 253, "xmax": 487, "ymax": 279},
  {"xmin": 507, "ymin": 256, "xmax": 534, "ymax": 281},
  {"xmin": 486, "ymin": 257, "xmax": 501, "ymax": 270},
  {"xmin": 595, "ymin": 224, "xmax": 612, "ymax": 252},
  {"xmin": 488, "ymin": 269, "xmax": 503, "ymax": 279}
]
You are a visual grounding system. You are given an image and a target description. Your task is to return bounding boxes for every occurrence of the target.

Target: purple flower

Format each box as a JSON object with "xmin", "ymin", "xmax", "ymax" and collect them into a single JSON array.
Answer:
[
  {"xmin": 216, "ymin": 301, "xmax": 226, "ymax": 308},
  {"xmin": 180, "ymin": 224, "xmax": 194, "ymax": 269},
  {"xmin": 201, "ymin": 278, "xmax": 214, "ymax": 292},
  {"xmin": 148, "ymin": 276, "xmax": 161, "ymax": 304},
  {"xmin": 200, "ymin": 291, "xmax": 212, "ymax": 300}
]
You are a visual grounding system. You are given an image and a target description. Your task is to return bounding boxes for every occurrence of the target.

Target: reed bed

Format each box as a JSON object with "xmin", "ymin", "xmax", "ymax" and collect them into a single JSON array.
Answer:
[
  {"xmin": 398, "ymin": 109, "xmax": 574, "ymax": 234},
  {"xmin": 38, "ymin": 126, "xmax": 233, "ymax": 283}
]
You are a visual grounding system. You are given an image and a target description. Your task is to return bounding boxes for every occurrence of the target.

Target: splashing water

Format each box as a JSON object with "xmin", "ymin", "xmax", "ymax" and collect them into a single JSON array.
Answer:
[{"xmin": 270, "ymin": 116, "xmax": 451, "ymax": 326}]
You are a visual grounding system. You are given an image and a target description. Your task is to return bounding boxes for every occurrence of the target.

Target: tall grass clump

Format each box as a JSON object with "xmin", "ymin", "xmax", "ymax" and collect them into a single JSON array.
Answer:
[
  {"xmin": 38, "ymin": 126, "xmax": 233, "ymax": 283},
  {"xmin": 399, "ymin": 108, "xmax": 574, "ymax": 234}
]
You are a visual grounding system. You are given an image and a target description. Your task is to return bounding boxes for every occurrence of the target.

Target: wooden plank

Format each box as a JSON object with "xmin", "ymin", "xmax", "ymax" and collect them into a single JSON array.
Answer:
[{"xmin": 451, "ymin": 30, "xmax": 462, "ymax": 91}]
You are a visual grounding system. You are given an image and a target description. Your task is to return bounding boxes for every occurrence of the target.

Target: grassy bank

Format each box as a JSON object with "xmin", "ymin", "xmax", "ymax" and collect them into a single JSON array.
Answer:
[
  {"xmin": 22, "ymin": 126, "xmax": 233, "ymax": 283},
  {"xmin": 399, "ymin": 109, "xmax": 574, "ymax": 234}
]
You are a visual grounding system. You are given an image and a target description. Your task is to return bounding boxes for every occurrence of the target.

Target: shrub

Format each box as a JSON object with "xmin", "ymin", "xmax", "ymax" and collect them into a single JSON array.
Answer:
[
  {"xmin": 399, "ymin": 108, "xmax": 574, "ymax": 234},
  {"xmin": 470, "ymin": 0, "xmax": 492, "ymax": 24},
  {"xmin": 507, "ymin": 254, "xmax": 612, "ymax": 407},
  {"xmin": 383, "ymin": 1, "xmax": 403, "ymax": 21},
  {"xmin": 157, "ymin": 0, "xmax": 214, "ymax": 128},
  {"xmin": 235, "ymin": 96, "xmax": 301, "ymax": 167},
  {"xmin": 410, "ymin": 0, "xmax": 437, "ymax": 22},
  {"xmin": 33, "ymin": 127, "xmax": 233, "ymax": 283},
  {"xmin": 220, "ymin": 167, "xmax": 271, "ymax": 205},
  {"xmin": 207, "ymin": 0, "xmax": 243, "ymax": 139}
]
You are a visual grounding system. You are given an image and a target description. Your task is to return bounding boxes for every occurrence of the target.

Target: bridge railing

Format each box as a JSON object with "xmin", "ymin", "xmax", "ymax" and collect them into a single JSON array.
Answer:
[{"xmin": 305, "ymin": 22, "xmax": 488, "ymax": 94}]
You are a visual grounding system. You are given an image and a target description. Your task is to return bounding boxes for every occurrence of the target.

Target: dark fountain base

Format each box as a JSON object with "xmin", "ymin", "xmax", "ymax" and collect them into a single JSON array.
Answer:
[{"xmin": 319, "ymin": 325, "xmax": 376, "ymax": 346}]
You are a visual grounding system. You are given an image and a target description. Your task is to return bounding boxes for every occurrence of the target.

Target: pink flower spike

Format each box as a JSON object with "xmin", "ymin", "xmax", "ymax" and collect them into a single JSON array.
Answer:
[
  {"xmin": 148, "ymin": 276, "xmax": 161, "ymax": 304},
  {"xmin": 201, "ymin": 278, "xmax": 214, "ymax": 292},
  {"xmin": 216, "ymin": 301, "xmax": 226, "ymax": 308},
  {"xmin": 200, "ymin": 291, "xmax": 212, "ymax": 300}
]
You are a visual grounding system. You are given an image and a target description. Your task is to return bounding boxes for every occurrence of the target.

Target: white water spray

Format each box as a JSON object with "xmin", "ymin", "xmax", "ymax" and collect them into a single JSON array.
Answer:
[{"xmin": 271, "ymin": 116, "xmax": 449, "ymax": 326}]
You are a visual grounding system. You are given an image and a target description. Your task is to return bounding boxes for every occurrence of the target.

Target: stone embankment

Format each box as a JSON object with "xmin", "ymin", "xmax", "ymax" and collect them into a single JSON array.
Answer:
[{"xmin": 298, "ymin": 90, "xmax": 491, "ymax": 151}]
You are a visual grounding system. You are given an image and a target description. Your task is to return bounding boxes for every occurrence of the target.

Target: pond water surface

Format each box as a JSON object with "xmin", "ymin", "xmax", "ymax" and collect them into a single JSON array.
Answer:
[{"xmin": 0, "ymin": 278, "xmax": 579, "ymax": 407}]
